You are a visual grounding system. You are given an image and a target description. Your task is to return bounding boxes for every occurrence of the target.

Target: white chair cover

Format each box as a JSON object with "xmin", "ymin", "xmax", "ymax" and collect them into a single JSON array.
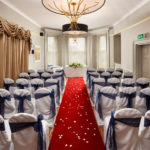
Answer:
[
  {"xmin": 108, "ymin": 78, "xmax": 120, "ymax": 94},
  {"xmin": 31, "ymin": 79, "xmax": 44, "ymax": 98},
  {"xmin": 14, "ymin": 89, "xmax": 34, "ymax": 114},
  {"xmin": 9, "ymin": 113, "xmax": 50, "ymax": 150},
  {"xmin": 3, "ymin": 78, "xmax": 15, "ymax": 97},
  {"xmin": 30, "ymin": 73, "xmax": 40, "ymax": 79},
  {"xmin": 45, "ymin": 79, "xmax": 60, "ymax": 106},
  {"xmin": 123, "ymin": 71, "xmax": 133, "ymax": 78},
  {"xmin": 139, "ymin": 110, "xmax": 150, "ymax": 150},
  {"xmin": 90, "ymin": 78, "xmax": 105, "ymax": 105},
  {"xmin": 51, "ymin": 73, "xmax": 64, "ymax": 91},
  {"xmin": 100, "ymin": 72, "xmax": 111, "ymax": 83},
  {"xmin": 105, "ymin": 108, "xmax": 141, "ymax": 150},
  {"xmin": 88, "ymin": 72, "xmax": 99, "ymax": 88},
  {"xmin": 16, "ymin": 78, "xmax": 29, "ymax": 90},
  {"xmin": 116, "ymin": 87, "xmax": 136, "ymax": 110},
  {"xmin": 122, "ymin": 78, "xmax": 135, "ymax": 87},
  {"xmin": 0, "ymin": 89, "xmax": 15, "ymax": 119},
  {"xmin": 136, "ymin": 77, "xmax": 150, "ymax": 95},
  {"xmin": 28, "ymin": 69, "xmax": 35, "ymax": 75},
  {"xmin": 86, "ymin": 68, "xmax": 96, "ymax": 82},
  {"xmin": 0, "ymin": 115, "xmax": 11, "ymax": 150},
  {"xmin": 106, "ymin": 68, "xmax": 114, "ymax": 74},
  {"xmin": 34, "ymin": 88, "xmax": 56, "ymax": 124},
  {"xmin": 135, "ymin": 88, "xmax": 150, "ymax": 115},
  {"xmin": 41, "ymin": 72, "xmax": 51, "ymax": 81},
  {"xmin": 46, "ymin": 68, "xmax": 53, "ymax": 74},
  {"xmin": 95, "ymin": 87, "xmax": 117, "ymax": 125},
  {"xmin": 19, "ymin": 72, "xmax": 29, "ymax": 80},
  {"xmin": 116, "ymin": 68, "xmax": 123, "ymax": 73},
  {"xmin": 111, "ymin": 71, "xmax": 122, "ymax": 79}
]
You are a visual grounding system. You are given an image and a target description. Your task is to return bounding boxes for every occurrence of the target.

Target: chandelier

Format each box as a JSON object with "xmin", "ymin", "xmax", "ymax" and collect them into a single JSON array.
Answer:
[{"xmin": 42, "ymin": 0, "xmax": 106, "ymax": 30}]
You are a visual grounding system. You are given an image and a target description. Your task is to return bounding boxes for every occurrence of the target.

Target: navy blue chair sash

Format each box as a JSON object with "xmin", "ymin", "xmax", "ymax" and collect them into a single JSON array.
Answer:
[
  {"xmin": 89, "ymin": 74, "xmax": 99, "ymax": 89},
  {"xmin": 105, "ymin": 112, "xmax": 141, "ymax": 150},
  {"xmin": 144, "ymin": 118, "xmax": 150, "ymax": 127},
  {"xmin": 90, "ymin": 81, "xmax": 106, "ymax": 101},
  {"xmin": 0, "ymin": 95, "xmax": 10, "ymax": 117},
  {"xmin": 41, "ymin": 76, "xmax": 50, "ymax": 81},
  {"xmin": 16, "ymin": 83, "xmax": 29, "ymax": 89},
  {"xmin": 45, "ymin": 81, "xmax": 60, "ymax": 105},
  {"xmin": 124, "ymin": 75, "xmax": 133, "ymax": 78},
  {"xmin": 0, "ymin": 122, "xmax": 5, "ymax": 131},
  {"xmin": 4, "ymin": 83, "xmax": 14, "ymax": 91},
  {"xmin": 122, "ymin": 83, "xmax": 134, "ymax": 87},
  {"xmin": 109, "ymin": 83, "xmax": 120, "ymax": 89},
  {"xmin": 31, "ymin": 84, "xmax": 43, "ymax": 91},
  {"xmin": 19, "ymin": 76, "xmax": 29, "ymax": 80},
  {"xmin": 30, "ymin": 76, "xmax": 40, "ymax": 79},
  {"xmin": 10, "ymin": 115, "xmax": 45, "ymax": 150},
  {"xmin": 120, "ymin": 92, "xmax": 136, "ymax": 108},
  {"xmin": 112, "ymin": 74, "xmax": 122, "ymax": 78},
  {"xmin": 52, "ymin": 74, "xmax": 64, "ymax": 90},
  {"xmin": 100, "ymin": 75, "xmax": 111, "ymax": 83},
  {"xmin": 136, "ymin": 83, "xmax": 149, "ymax": 89},
  {"xmin": 38, "ymin": 72, "xmax": 43, "ymax": 79},
  {"xmin": 86, "ymin": 70, "xmax": 95, "ymax": 81},
  {"xmin": 140, "ymin": 93, "xmax": 150, "ymax": 110},
  {"xmin": 35, "ymin": 90, "xmax": 56, "ymax": 119},
  {"xmin": 14, "ymin": 94, "xmax": 31, "ymax": 113},
  {"xmin": 96, "ymin": 89, "xmax": 117, "ymax": 120}
]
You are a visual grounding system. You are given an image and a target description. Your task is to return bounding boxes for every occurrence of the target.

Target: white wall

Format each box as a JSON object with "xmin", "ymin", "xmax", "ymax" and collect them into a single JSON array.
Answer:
[
  {"xmin": 110, "ymin": 2, "xmax": 150, "ymax": 72},
  {"xmin": 0, "ymin": 1, "xmax": 44, "ymax": 71}
]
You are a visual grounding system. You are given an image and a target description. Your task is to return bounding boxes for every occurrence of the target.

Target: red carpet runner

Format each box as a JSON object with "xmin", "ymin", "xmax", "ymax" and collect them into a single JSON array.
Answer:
[{"xmin": 49, "ymin": 77, "xmax": 104, "ymax": 150}]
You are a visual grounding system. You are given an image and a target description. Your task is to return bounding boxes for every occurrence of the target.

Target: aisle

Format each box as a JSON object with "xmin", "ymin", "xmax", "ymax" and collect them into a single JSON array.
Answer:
[{"xmin": 49, "ymin": 77, "xmax": 104, "ymax": 150}]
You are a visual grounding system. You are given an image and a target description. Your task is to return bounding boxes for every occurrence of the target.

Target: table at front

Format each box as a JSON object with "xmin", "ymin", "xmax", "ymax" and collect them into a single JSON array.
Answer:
[{"xmin": 64, "ymin": 67, "xmax": 87, "ymax": 78}]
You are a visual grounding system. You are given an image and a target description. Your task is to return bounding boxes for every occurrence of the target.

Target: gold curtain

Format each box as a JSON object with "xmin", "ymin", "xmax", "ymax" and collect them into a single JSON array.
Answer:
[{"xmin": 0, "ymin": 17, "xmax": 32, "ymax": 87}]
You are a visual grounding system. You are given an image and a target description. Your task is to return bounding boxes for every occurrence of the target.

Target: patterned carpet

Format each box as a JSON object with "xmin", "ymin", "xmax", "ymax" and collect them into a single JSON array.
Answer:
[{"xmin": 49, "ymin": 77, "xmax": 104, "ymax": 150}]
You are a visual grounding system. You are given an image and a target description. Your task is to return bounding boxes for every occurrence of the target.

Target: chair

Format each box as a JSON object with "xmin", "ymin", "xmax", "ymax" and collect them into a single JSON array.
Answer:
[
  {"xmin": 106, "ymin": 68, "xmax": 114, "ymax": 75},
  {"xmin": 116, "ymin": 68, "xmax": 123, "ymax": 74},
  {"xmin": 116, "ymin": 87, "xmax": 136, "ymax": 110},
  {"xmin": 111, "ymin": 71, "xmax": 122, "ymax": 79},
  {"xmin": 19, "ymin": 72, "xmax": 29, "ymax": 80},
  {"xmin": 45, "ymin": 79, "xmax": 60, "ymax": 106},
  {"xmin": 136, "ymin": 77, "xmax": 150, "ymax": 95},
  {"xmin": 14, "ymin": 89, "xmax": 34, "ymax": 114},
  {"xmin": 86, "ymin": 68, "xmax": 96, "ymax": 82},
  {"xmin": 122, "ymin": 78, "xmax": 135, "ymax": 87},
  {"xmin": 9, "ymin": 113, "xmax": 50, "ymax": 150},
  {"xmin": 35, "ymin": 88, "xmax": 56, "ymax": 124},
  {"xmin": 95, "ymin": 87, "xmax": 117, "ymax": 123},
  {"xmin": 28, "ymin": 69, "xmax": 35, "ymax": 75},
  {"xmin": 41, "ymin": 72, "xmax": 51, "ymax": 81},
  {"xmin": 139, "ymin": 110, "xmax": 150, "ymax": 150},
  {"xmin": 100, "ymin": 72, "xmax": 111, "ymax": 83},
  {"xmin": 31, "ymin": 79, "xmax": 44, "ymax": 97},
  {"xmin": 0, "ymin": 89, "xmax": 15, "ymax": 119},
  {"xmin": 135, "ymin": 88, "xmax": 150, "ymax": 115},
  {"xmin": 88, "ymin": 72, "xmax": 99, "ymax": 89},
  {"xmin": 107, "ymin": 78, "xmax": 120, "ymax": 94},
  {"xmin": 46, "ymin": 69, "xmax": 53, "ymax": 74},
  {"xmin": 51, "ymin": 73, "xmax": 64, "ymax": 91},
  {"xmin": 30, "ymin": 73, "xmax": 40, "ymax": 79},
  {"xmin": 0, "ymin": 115, "xmax": 11, "ymax": 150},
  {"xmin": 123, "ymin": 71, "xmax": 133, "ymax": 78},
  {"xmin": 3, "ymin": 78, "xmax": 15, "ymax": 97},
  {"xmin": 105, "ymin": 108, "xmax": 141, "ymax": 150},
  {"xmin": 90, "ymin": 78, "xmax": 105, "ymax": 105},
  {"xmin": 16, "ymin": 78, "xmax": 29, "ymax": 89},
  {"xmin": 37, "ymin": 69, "xmax": 44, "ymax": 79},
  {"xmin": 97, "ymin": 68, "xmax": 105, "ymax": 76}
]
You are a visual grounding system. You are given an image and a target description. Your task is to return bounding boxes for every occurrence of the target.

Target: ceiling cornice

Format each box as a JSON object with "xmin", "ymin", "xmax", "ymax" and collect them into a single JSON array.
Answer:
[
  {"xmin": 0, "ymin": 0, "xmax": 41, "ymax": 28},
  {"xmin": 113, "ymin": 0, "xmax": 150, "ymax": 27}
]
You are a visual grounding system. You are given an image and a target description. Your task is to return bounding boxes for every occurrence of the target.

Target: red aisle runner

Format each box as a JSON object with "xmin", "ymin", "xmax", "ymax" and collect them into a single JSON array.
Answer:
[{"xmin": 49, "ymin": 77, "xmax": 104, "ymax": 150}]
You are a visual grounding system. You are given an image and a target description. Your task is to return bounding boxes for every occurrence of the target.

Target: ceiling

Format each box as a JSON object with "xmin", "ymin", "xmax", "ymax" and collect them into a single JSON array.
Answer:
[{"xmin": 1, "ymin": 0, "xmax": 150, "ymax": 30}]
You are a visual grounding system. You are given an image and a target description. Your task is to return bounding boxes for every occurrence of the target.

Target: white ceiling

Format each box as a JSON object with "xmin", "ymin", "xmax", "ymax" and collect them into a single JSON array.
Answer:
[{"xmin": 1, "ymin": 0, "xmax": 150, "ymax": 30}]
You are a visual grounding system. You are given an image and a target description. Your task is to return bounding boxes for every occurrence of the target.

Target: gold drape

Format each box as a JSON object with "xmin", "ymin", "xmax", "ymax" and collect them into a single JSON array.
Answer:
[{"xmin": 0, "ymin": 17, "xmax": 32, "ymax": 87}]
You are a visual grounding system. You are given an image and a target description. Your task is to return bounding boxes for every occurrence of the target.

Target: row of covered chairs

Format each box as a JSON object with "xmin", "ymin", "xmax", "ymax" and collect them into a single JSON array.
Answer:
[
  {"xmin": 0, "ymin": 113, "xmax": 50, "ymax": 150},
  {"xmin": 0, "ymin": 88, "xmax": 57, "ymax": 126},
  {"xmin": 104, "ymin": 108, "xmax": 150, "ymax": 150},
  {"xmin": 94, "ymin": 86, "xmax": 150, "ymax": 125}
]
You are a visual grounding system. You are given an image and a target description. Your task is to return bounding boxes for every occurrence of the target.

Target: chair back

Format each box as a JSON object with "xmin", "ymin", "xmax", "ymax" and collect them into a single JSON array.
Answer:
[
  {"xmin": 122, "ymin": 78, "xmax": 135, "ymax": 87},
  {"xmin": 30, "ymin": 73, "xmax": 40, "ymax": 79},
  {"xmin": 16, "ymin": 78, "xmax": 29, "ymax": 89},
  {"xmin": 19, "ymin": 72, "xmax": 29, "ymax": 80},
  {"xmin": 123, "ymin": 71, "xmax": 133, "ymax": 78},
  {"xmin": 41, "ymin": 72, "xmax": 51, "ymax": 81}
]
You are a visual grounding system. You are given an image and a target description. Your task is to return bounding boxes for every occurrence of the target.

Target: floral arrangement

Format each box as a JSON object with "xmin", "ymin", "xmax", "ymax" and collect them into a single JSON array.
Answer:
[{"xmin": 69, "ymin": 62, "xmax": 83, "ymax": 68}]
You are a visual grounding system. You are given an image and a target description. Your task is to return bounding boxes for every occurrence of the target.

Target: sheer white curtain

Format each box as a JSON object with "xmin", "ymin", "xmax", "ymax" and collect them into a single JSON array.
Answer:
[
  {"xmin": 68, "ymin": 37, "xmax": 86, "ymax": 65},
  {"xmin": 97, "ymin": 35, "xmax": 107, "ymax": 69},
  {"xmin": 47, "ymin": 37, "xmax": 58, "ymax": 66}
]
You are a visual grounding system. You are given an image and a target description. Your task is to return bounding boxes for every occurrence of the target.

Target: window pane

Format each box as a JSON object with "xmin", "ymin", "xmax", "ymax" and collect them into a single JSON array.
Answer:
[
  {"xmin": 68, "ymin": 38, "xmax": 86, "ymax": 65},
  {"xmin": 48, "ymin": 37, "xmax": 58, "ymax": 65}
]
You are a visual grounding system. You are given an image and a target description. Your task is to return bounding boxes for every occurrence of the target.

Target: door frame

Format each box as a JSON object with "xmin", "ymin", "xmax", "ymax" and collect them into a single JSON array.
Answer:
[{"xmin": 133, "ymin": 38, "xmax": 150, "ymax": 79}]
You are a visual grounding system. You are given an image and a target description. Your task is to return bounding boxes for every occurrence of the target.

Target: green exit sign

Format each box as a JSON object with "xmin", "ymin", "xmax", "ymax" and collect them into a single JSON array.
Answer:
[{"xmin": 137, "ymin": 34, "xmax": 145, "ymax": 39}]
